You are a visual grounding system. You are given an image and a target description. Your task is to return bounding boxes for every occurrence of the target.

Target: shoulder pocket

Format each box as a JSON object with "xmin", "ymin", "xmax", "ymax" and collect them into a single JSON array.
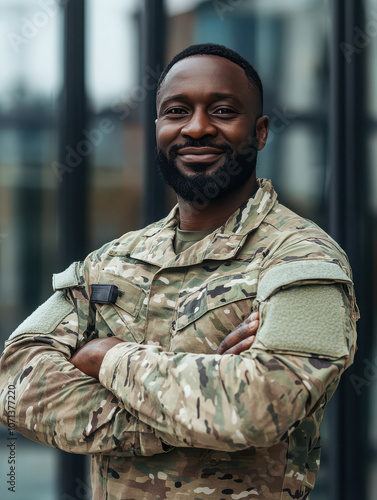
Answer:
[
  {"xmin": 256, "ymin": 260, "xmax": 352, "ymax": 303},
  {"xmin": 253, "ymin": 261, "xmax": 354, "ymax": 358}
]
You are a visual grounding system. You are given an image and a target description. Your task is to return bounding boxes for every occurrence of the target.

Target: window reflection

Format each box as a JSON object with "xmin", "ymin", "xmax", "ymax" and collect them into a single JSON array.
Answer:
[{"xmin": 0, "ymin": 1, "xmax": 62, "ymax": 498}]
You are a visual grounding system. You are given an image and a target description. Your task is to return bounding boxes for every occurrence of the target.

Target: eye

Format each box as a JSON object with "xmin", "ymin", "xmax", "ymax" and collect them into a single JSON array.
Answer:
[
  {"xmin": 213, "ymin": 107, "xmax": 238, "ymax": 117},
  {"xmin": 164, "ymin": 107, "xmax": 188, "ymax": 115}
]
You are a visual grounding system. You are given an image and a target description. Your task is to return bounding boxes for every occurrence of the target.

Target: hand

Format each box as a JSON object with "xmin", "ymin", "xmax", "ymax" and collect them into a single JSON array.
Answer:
[
  {"xmin": 215, "ymin": 312, "xmax": 259, "ymax": 355},
  {"xmin": 70, "ymin": 337, "xmax": 124, "ymax": 379}
]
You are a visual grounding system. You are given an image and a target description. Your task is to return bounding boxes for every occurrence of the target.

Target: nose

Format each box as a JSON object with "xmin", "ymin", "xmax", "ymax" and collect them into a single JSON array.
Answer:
[{"xmin": 180, "ymin": 109, "xmax": 217, "ymax": 140}]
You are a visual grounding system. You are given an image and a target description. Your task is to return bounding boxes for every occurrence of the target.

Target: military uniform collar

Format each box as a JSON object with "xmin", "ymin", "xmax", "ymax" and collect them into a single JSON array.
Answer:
[{"xmin": 128, "ymin": 179, "xmax": 277, "ymax": 267}]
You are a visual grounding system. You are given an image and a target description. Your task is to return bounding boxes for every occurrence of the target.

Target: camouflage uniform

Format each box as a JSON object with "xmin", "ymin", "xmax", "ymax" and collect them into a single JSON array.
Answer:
[{"xmin": 0, "ymin": 179, "xmax": 358, "ymax": 499}]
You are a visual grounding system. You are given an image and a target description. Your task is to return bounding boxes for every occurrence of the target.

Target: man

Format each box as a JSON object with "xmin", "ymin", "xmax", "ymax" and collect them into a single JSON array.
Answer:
[{"xmin": 0, "ymin": 44, "xmax": 358, "ymax": 499}]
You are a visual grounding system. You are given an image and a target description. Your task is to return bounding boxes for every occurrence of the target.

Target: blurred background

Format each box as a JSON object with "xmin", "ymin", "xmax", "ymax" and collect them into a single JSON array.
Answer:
[{"xmin": 0, "ymin": 0, "xmax": 375, "ymax": 498}]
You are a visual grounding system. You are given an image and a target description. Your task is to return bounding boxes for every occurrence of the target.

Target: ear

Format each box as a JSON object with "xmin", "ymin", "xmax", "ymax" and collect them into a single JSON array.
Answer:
[
  {"xmin": 155, "ymin": 119, "xmax": 158, "ymax": 125},
  {"xmin": 255, "ymin": 115, "xmax": 269, "ymax": 151}
]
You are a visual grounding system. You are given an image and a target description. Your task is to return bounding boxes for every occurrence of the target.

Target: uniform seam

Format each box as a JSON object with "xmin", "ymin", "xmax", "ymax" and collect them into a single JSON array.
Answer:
[{"xmin": 168, "ymin": 267, "xmax": 191, "ymax": 350}]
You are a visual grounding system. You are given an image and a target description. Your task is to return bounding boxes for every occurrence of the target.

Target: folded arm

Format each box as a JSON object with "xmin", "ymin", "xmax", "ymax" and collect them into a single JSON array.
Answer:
[
  {"xmin": 0, "ymin": 279, "xmax": 169, "ymax": 457},
  {"xmin": 0, "ymin": 264, "xmax": 260, "ymax": 456}
]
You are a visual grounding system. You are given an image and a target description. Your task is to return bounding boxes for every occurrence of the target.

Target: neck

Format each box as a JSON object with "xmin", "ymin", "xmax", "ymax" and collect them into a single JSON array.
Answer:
[{"xmin": 178, "ymin": 176, "xmax": 258, "ymax": 231}]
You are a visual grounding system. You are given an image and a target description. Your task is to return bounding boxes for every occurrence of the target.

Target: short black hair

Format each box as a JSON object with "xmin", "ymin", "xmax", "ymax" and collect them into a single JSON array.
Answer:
[{"xmin": 157, "ymin": 43, "xmax": 263, "ymax": 109}]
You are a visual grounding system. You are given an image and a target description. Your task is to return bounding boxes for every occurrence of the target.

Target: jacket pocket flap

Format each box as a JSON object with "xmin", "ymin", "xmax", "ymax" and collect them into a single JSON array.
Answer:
[
  {"xmin": 97, "ymin": 273, "xmax": 146, "ymax": 318},
  {"xmin": 176, "ymin": 270, "xmax": 258, "ymax": 330}
]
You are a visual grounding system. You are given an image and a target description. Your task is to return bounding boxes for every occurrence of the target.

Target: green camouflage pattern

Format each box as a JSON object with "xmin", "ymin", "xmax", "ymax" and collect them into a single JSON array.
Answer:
[{"xmin": 0, "ymin": 179, "xmax": 358, "ymax": 499}]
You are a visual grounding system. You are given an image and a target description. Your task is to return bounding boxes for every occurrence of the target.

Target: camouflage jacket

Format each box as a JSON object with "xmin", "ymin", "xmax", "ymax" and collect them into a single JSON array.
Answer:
[{"xmin": 0, "ymin": 179, "xmax": 358, "ymax": 499}]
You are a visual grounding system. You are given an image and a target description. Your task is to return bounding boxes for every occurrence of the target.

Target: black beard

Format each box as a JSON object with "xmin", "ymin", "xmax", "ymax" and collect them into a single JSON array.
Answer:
[{"xmin": 155, "ymin": 138, "xmax": 258, "ymax": 208}]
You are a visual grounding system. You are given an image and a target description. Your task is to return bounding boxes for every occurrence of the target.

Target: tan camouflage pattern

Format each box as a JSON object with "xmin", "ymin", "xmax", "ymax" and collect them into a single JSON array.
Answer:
[{"xmin": 0, "ymin": 179, "xmax": 358, "ymax": 499}]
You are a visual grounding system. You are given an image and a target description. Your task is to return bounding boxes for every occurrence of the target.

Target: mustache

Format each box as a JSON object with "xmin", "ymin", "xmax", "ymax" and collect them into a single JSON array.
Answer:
[{"xmin": 169, "ymin": 140, "xmax": 231, "ymax": 156}]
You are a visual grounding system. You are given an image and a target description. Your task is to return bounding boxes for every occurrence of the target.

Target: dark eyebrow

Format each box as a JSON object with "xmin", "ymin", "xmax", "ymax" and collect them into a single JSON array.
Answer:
[{"xmin": 159, "ymin": 92, "xmax": 243, "ymax": 107}]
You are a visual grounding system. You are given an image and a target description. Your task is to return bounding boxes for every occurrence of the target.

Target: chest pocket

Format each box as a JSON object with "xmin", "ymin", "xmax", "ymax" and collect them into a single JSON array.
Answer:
[
  {"xmin": 94, "ymin": 274, "xmax": 147, "ymax": 343},
  {"xmin": 173, "ymin": 271, "xmax": 259, "ymax": 353}
]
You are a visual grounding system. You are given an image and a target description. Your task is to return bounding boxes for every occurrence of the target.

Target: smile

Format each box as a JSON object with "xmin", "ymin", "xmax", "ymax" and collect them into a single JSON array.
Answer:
[{"xmin": 176, "ymin": 147, "xmax": 225, "ymax": 164}]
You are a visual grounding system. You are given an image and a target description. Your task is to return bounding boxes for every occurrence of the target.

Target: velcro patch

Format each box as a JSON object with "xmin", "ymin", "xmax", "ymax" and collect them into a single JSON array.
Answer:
[
  {"xmin": 8, "ymin": 291, "xmax": 74, "ymax": 341},
  {"xmin": 255, "ymin": 284, "xmax": 349, "ymax": 358}
]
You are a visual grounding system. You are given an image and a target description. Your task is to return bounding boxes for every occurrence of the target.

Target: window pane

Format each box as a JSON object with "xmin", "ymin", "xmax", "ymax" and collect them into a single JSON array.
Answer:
[
  {"xmin": 86, "ymin": 1, "xmax": 144, "ymax": 250},
  {"xmin": 0, "ymin": 1, "xmax": 62, "ymax": 498}
]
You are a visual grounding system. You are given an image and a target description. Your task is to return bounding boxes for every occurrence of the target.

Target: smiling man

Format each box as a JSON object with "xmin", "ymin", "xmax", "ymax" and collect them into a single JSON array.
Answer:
[
  {"xmin": 0, "ymin": 44, "xmax": 358, "ymax": 499},
  {"xmin": 154, "ymin": 49, "xmax": 268, "ymax": 222}
]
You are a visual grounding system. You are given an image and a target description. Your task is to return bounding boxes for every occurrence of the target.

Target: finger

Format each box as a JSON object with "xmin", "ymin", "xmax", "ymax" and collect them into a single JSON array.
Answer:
[
  {"xmin": 221, "ymin": 335, "xmax": 256, "ymax": 355},
  {"xmin": 245, "ymin": 311, "xmax": 259, "ymax": 323},
  {"xmin": 216, "ymin": 319, "xmax": 259, "ymax": 354},
  {"xmin": 216, "ymin": 320, "xmax": 258, "ymax": 354},
  {"xmin": 215, "ymin": 311, "xmax": 259, "ymax": 355}
]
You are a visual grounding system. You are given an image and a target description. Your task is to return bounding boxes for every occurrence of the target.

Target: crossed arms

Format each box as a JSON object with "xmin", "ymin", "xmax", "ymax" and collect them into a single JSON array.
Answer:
[
  {"xmin": 70, "ymin": 311, "xmax": 259, "ymax": 378},
  {"xmin": 0, "ymin": 261, "xmax": 357, "ymax": 456}
]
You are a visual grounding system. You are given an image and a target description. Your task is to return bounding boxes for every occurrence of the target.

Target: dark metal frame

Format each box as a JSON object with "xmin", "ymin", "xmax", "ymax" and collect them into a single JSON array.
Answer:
[
  {"xmin": 57, "ymin": 1, "xmax": 88, "ymax": 498},
  {"xmin": 141, "ymin": 0, "xmax": 167, "ymax": 225},
  {"xmin": 328, "ymin": 1, "xmax": 371, "ymax": 499},
  {"xmin": 58, "ymin": 0, "xmax": 88, "ymax": 269}
]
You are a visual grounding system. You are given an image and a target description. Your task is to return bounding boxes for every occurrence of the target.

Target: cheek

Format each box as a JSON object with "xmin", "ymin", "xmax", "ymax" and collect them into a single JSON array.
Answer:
[
  {"xmin": 221, "ymin": 120, "xmax": 254, "ymax": 144},
  {"xmin": 156, "ymin": 122, "xmax": 180, "ymax": 151}
]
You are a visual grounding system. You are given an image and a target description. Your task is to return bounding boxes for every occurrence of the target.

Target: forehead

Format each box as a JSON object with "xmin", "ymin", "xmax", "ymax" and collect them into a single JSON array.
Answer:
[{"xmin": 157, "ymin": 55, "xmax": 259, "ymax": 109}]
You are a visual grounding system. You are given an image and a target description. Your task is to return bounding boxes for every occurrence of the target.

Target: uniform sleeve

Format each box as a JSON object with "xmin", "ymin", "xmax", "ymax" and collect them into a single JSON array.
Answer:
[
  {"xmin": 0, "ymin": 261, "xmax": 170, "ymax": 457},
  {"xmin": 98, "ymin": 261, "xmax": 358, "ymax": 452}
]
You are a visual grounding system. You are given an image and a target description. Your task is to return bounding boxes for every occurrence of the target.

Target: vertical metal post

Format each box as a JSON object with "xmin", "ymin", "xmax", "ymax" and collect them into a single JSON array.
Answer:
[
  {"xmin": 142, "ymin": 0, "xmax": 167, "ymax": 225},
  {"xmin": 329, "ymin": 0, "xmax": 345, "ymax": 245},
  {"xmin": 17, "ymin": 128, "xmax": 43, "ymax": 318},
  {"xmin": 328, "ymin": 1, "xmax": 370, "ymax": 499},
  {"xmin": 57, "ymin": 0, "xmax": 88, "ymax": 498},
  {"xmin": 58, "ymin": 0, "xmax": 88, "ymax": 268}
]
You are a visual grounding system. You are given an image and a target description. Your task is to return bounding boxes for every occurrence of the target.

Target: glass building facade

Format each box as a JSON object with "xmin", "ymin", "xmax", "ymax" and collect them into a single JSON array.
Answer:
[{"xmin": 0, "ymin": 1, "xmax": 375, "ymax": 498}]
